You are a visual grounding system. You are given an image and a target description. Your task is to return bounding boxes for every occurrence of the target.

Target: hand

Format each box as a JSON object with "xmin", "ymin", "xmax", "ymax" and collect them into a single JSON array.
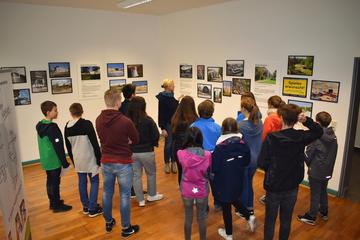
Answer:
[
  {"xmin": 177, "ymin": 94, "xmax": 184, "ymax": 101},
  {"xmin": 297, "ymin": 112, "xmax": 306, "ymax": 123},
  {"xmin": 162, "ymin": 130, "xmax": 168, "ymax": 138}
]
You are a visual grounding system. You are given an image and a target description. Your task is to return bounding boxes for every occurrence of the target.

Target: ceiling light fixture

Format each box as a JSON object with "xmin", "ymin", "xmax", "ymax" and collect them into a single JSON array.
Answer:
[{"xmin": 117, "ymin": 0, "xmax": 153, "ymax": 9}]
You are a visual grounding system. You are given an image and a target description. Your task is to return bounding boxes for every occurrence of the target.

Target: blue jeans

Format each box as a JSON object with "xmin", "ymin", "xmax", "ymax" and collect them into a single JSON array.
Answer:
[
  {"xmin": 46, "ymin": 167, "xmax": 61, "ymax": 206},
  {"xmin": 78, "ymin": 172, "xmax": 99, "ymax": 211},
  {"xmin": 182, "ymin": 196, "xmax": 208, "ymax": 240},
  {"xmin": 264, "ymin": 187, "xmax": 298, "ymax": 240},
  {"xmin": 308, "ymin": 176, "xmax": 329, "ymax": 218},
  {"xmin": 164, "ymin": 123, "xmax": 174, "ymax": 163},
  {"xmin": 240, "ymin": 167, "xmax": 257, "ymax": 209},
  {"xmin": 101, "ymin": 163, "xmax": 133, "ymax": 228}
]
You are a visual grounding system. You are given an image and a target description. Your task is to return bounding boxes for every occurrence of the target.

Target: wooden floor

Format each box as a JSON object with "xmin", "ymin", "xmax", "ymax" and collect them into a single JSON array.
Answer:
[{"xmin": 1, "ymin": 141, "xmax": 360, "ymax": 240}]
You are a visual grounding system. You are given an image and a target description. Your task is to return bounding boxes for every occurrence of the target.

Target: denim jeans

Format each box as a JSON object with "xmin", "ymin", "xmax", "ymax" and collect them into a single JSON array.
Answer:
[
  {"xmin": 240, "ymin": 167, "xmax": 257, "ymax": 209},
  {"xmin": 101, "ymin": 163, "xmax": 133, "ymax": 228},
  {"xmin": 78, "ymin": 172, "xmax": 99, "ymax": 211},
  {"xmin": 182, "ymin": 195, "xmax": 208, "ymax": 240},
  {"xmin": 308, "ymin": 176, "xmax": 329, "ymax": 218},
  {"xmin": 264, "ymin": 187, "xmax": 298, "ymax": 240},
  {"xmin": 164, "ymin": 123, "xmax": 174, "ymax": 163},
  {"xmin": 218, "ymin": 198, "xmax": 250, "ymax": 235},
  {"xmin": 46, "ymin": 167, "xmax": 61, "ymax": 206}
]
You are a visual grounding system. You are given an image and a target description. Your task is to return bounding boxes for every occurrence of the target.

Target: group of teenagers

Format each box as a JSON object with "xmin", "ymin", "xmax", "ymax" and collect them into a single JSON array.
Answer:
[{"xmin": 35, "ymin": 78, "xmax": 338, "ymax": 240}]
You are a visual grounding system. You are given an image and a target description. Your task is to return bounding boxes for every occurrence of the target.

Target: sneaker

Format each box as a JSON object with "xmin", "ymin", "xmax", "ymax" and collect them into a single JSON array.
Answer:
[
  {"xmin": 89, "ymin": 204, "xmax": 103, "ymax": 218},
  {"xmin": 171, "ymin": 162, "xmax": 177, "ymax": 173},
  {"xmin": 246, "ymin": 215, "xmax": 259, "ymax": 233},
  {"xmin": 52, "ymin": 203, "xmax": 72, "ymax": 213},
  {"xmin": 147, "ymin": 193, "xmax": 164, "ymax": 202},
  {"xmin": 122, "ymin": 224, "xmax": 140, "ymax": 239},
  {"xmin": 318, "ymin": 210, "xmax": 328, "ymax": 221},
  {"xmin": 260, "ymin": 195, "xmax": 266, "ymax": 205},
  {"xmin": 165, "ymin": 163, "xmax": 170, "ymax": 174},
  {"xmin": 49, "ymin": 199, "xmax": 64, "ymax": 210},
  {"xmin": 106, "ymin": 218, "xmax": 116, "ymax": 233},
  {"xmin": 297, "ymin": 213, "xmax": 316, "ymax": 226},
  {"xmin": 234, "ymin": 208, "xmax": 254, "ymax": 219},
  {"xmin": 214, "ymin": 203, "xmax": 222, "ymax": 211},
  {"xmin": 218, "ymin": 228, "xmax": 233, "ymax": 240},
  {"xmin": 139, "ymin": 200, "xmax": 146, "ymax": 207},
  {"xmin": 83, "ymin": 207, "xmax": 89, "ymax": 214}
]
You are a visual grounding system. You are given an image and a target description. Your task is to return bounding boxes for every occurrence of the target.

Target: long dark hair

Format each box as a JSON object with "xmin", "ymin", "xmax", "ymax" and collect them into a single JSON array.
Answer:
[
  {"xmin": 127, "ymin": 96, "xmax": 149, "ymax": 125},
  {"xmin": 182, "ymin": 127, "xmax": 203, "ymax": 149},
  {"xmin": 171, "ymin": 96, "xmax": 199, "ymax": 134}
]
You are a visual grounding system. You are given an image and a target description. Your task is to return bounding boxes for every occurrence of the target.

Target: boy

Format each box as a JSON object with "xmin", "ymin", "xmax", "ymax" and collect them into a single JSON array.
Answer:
[
  {"xmin": 64, "ymin": 103, "xmax": 103, "ymax": 217},
  {"xmin": 119, "ymin": 83, "xmax": 136, "ymax": 115},
  {"xmin": 96, "ymin": 89, "xmax": 140, "ymax": 238},
  {"xmin": 36, "ymin": 101, "xmax": 72, "ymax": 213},
  {"xmin": 297, "ymin": 111, "xmax": 338, "ymax": 225},
  {"xmin": 257, "ymin": 104, "xmax": 323, "ymax": 240}
]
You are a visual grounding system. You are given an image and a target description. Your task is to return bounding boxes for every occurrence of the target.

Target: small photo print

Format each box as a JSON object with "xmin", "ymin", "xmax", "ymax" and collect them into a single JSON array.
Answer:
[
  {"xmin": 197, "ymin": 83, "xmax": 212, "ymax": 99},
  {"xmin": 51, "ymin": 78, "xmax": 73, "ymax": 94},
  {"xmin": 13, "ymin": 89, "xmax": 31, "ymax": 106},
  {"xmin": 223, "ymin": 81, "xmax": 232, "ymax": 97},
  {"xmin": 226, "ymin": 60, "xmax": 244, "ymax": 76},
  {"xmin": 30, "ymin": 70, "xmax": 48, "ymax": 93},
  {"xmin": 197, "ymin": 65, "xmax": 205, "ymax": 80},
  {"xmin": 127, "ymin": 64, "xmax": 143, "ymax": 78},
  {"xmin": 180, "ymin": 65, "xmax": 192, "ymax": 78},
  {"xmin": 287, "ymin": 55, "xmax": 314, "ymax": 76},
  {"xmin": 81, "ymin": 65, "xmax": 100, "ymax": 80},
  {"xmin": 288, "ymin": 100, "xmax": 313, "ymax": 118},
  {"xmin": 207, "ymin": 67, "xmax": 223, "ymax": 82},
  {"xmin": 109, "ymin": 79, "xmax": 126, "ymax": 91},
  {"xmin": 132, "ymin": 80, "xmax": 148, "ymax": 94},
  {"xmin": 49, "ymin": 62, "xmax": 70, "ymax": 78},
  {"xmin": 214, "ymin": 87, "xmax": 222, "ymax": 103},
  {"xmin": 232, "ymin": 78, "xmax": 251, "ymax": 95},
  {"xmin": 310, "ymin": 80, "xmax": 339, "ymax": 103},
  {"xmin": 1, "ymin": 66, "xmax": 27, "ymax": 84},
  {"xmin": 107, "ymin": 63, "xmax": 124, "ymax": 77}
]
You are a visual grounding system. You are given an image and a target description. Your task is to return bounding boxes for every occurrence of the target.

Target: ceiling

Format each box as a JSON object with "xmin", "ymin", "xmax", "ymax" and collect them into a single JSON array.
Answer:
[{"xmin": 0, "ymin": 0, "xmax": 237, "ymax": 16}]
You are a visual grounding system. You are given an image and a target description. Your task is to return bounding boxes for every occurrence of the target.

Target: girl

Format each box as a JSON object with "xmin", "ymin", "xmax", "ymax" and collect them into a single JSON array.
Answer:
[{"xmin": 177, "ymin": 127, "xmax": 211, "ymax": 240}]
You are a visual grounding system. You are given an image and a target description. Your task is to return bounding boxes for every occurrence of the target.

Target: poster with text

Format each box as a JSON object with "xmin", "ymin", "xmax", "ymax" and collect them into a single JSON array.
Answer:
[{"xmin": 77, "ymin": 64, "xmax": 104, "ymax": 99}]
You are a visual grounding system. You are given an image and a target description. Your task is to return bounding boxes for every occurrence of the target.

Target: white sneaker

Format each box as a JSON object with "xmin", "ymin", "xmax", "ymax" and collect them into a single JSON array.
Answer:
[
  {"xmin": 247, "ymin": 215, "xmax": 259, "ymax": 233},
  {"xmin": 218, "ymin": 228, "xmax": 233, "ymax": 240},
  {"xmin": 147, "ymin": 193, "xmax": 164, "ymax": 202},
  {"xmin": 139, "ymin": 200, "xmax": 145, "ymax": 207}
]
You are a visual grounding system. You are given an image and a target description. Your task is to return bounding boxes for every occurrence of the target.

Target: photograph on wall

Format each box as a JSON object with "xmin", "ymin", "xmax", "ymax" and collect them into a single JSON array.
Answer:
[
  {"xmin": 310, "ymin": 80, "xmax": 339, "ymax": 103},
  {"xmin": 197, "ymin": 83, "xmax": 212, "ymax": 99},
  {"xmin": 51, "ymin": 78, "xmax": 72, "ymax": 94},
  {"xmin": 81, "ymin": 65, "xmax": 100, "ymax": 80},
  {"xmin": 288, "ymin": 99, "xmax": 313, "ymax": 118},
  {"xmin": 30, "ymin": 71, "xmax": 48, "ymax": 93},
  {"xmin": 214, "ymin": 87, "xmax": 222, "ymax": 103},
  {"xmin": 132, "ymin": 80, "xmax": 148, "ymax": 94},
  {"xmin": 107, "ymin": 63, "xmax": 124, "ymax": 77},
  {"xmin": 180, "ymin": 65, "xmax": 192, "ymax": 78},
  {"xmin": 282, "ymin": 77, "xmax": 308, "ymax": 98},
  {"xmin": 287, "ymin": 55, "xmax": 314, "ymax": 76},
  {"xmin": 1, "ymin": 66, "xmax": 27, "ymax": 84},
  {"xmin": 232, "ymin": 78, "xmax": 251, "ymax": 95},
  {"xmin": 226, "ymin": 60, "xmax": 244, "ymax": 76},
  {"xmin": 197, "ymin": 65, "xmax": 205, "ymax": 80},
  {"xmin": 13, "ymin": 89, "xmax": 31, "ymax": 106},
  {"xmin": 109, "ymin": 79, "xmax": 126, "ymax": 91},
  {"xmin": 207, "ymin": 67, "xmax": 223, "ymax": 82},
  {"xmin": 127, "ymin": 64, "xmax": 143, "ymax": 78},
  {"xmin": 223, "ymin": 81, "xmax": 232, "ymax": 97},
  {"xmin": 48, "ymin": 62, "xmax": 70, "ymax": 78}
]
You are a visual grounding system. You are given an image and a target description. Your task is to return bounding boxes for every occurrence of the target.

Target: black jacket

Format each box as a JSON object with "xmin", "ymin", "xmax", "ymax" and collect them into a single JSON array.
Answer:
[
  {"xmin": 257, "ymin": 117, "xmax": 323, "ymax": 192},
  {"xmin": 131, "ymin": 116, "xmax": 159, "ymax": 153}
]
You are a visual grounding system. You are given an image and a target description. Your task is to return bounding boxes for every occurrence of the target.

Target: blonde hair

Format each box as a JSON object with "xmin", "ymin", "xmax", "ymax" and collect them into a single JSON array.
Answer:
[
  {"xmin": 104, "ymin": 89, "xmax": 121, "ymax": 108},
  {"xmin": 161, "ymin": 79, "xmax": 174, "ymax": 89}
]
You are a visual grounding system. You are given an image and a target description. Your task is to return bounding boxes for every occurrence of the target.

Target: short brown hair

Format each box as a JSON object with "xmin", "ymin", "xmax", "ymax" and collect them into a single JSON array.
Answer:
[
  {"xmin": 281, "ymin": 104, "xmax": 302, "ymax": 127},
  {"xmin": 316, "ymin": 111, "xmax": 332, "ymax": 127},
  {"xmin": 40, "ymin": 101, "xmax": 56, "ymax": 117},
  {"xmin": 198, "ymin": 100, "xmax": 214, "ymax": 119},
  {"xmin": 69, "ymin": 103, "xmax": 83, "ymax": 117},
  {"xmin": 104, "ymin": 89, "xmax": 121, "ymax": 108},
  {"xmin": 221, "ymin": 117, "xmax": 239, "ymax": 135}
]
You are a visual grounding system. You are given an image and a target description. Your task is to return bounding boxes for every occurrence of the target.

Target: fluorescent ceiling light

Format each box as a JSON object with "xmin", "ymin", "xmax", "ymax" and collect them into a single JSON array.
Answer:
[{"xmin": 117, "ymin": 0, "xmax": 153, "ymax": 9}]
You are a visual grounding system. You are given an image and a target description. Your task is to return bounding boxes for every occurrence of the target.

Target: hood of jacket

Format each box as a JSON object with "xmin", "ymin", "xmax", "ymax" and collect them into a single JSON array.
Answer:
[
  {"xmin": 322, "ymin": 126, "xmax": 336, "ymax": 143},
  {"xmin": 155, "ymin": 91, "xmax": 174, "ymax": 100},
  {"xmin": 239, "ymin": 119, "xmax": 263, "ymax": 138},
  {"xmin": 180, "ymin": 148, "xmax": 206, "ymax": 169},
  {"xmin": 98, "ymin": 109, "xmax": 123, "ymax": 127},
  {"xmin": 65, "ymin": 118, "xmax": 85, "ymax": 134},
  {"xmin": 36, "ymin": 119, "xmax": 56, "ymax": 138}
]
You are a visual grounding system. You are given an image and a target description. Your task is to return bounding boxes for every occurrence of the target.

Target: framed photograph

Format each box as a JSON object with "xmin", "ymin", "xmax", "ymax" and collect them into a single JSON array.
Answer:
[
  {"xmin": 288, "ymin": 100, "xmax": 313, "ymax": 118},
  {"xmin": 282, "ymin": 77, "xmax": 308, "ymax": 98},
  {"xmin": 214, "ymin": 87, "xmax": 222, "ymax": 103},
  {"xmin": 127, "ymin": 64, "xmax": 143, "ymax": 78},
  {"xmin": 287, "ymin": 55, "xmax": 314, "ymax": 76},
  {"xmin": 226, "ymin": 60, "xmax": 244, "ymax": 76},
  {"xmin": 81, "ymin": 65, "xmax": 100, "ymax": 80},
  {"xmin": 180, "ymin": 65, "xmax": 192, "ymax": 78},
  {"xmin": 310, "ymin": 80, "xmax": 340, "ymax": 103},
  {"xmin": 132, "ymin": 80, "xmax": 148, "ymax": 94},
  {"xmin": 207, "ymin": 67, "xmax": 223, "ymax": 82},
  {"xmin": 1, "ymin": 66, "xmax": 27, "ymax": 84},
  {"xmin": 13, "ymin": 89, "xmax": 31, "ymax": 106},
  {"xmin": 197, "ymin": 65, "xmax": 205, "ymax": 80},
  {"xmin": 51, "ymin": 78, "xmax": 73, "ymax": 94},
  {"xmin": 107, "ymin": 63, "xmax": 124, "ymax": 77},
  {"xmin": 232, "ymin": 78, "xmax": 251, "ymax": 95},
  {"xmin": 223, "ymin": 81, "xmax": 232, "ymax": 97},
  {"xmin": 197, "ymin": 83, "xmax": 212, "ymax": 99},
  {"xmin": 109, "ymin": 79, "xmax": 126, "ymax": 91},
  {"xmin": 30, "ymin": 71, "xmax": 48, "ymax": 93},
  {"xmin": 49, "ymin": 62, "xmax": 70, "ymax": 78}
]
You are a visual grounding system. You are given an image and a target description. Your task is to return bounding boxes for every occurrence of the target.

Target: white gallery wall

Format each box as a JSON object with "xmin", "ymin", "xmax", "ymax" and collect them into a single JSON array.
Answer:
[{"xmin": 1, "ymin": 0, "xmax": 360, "ymax": 193}]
